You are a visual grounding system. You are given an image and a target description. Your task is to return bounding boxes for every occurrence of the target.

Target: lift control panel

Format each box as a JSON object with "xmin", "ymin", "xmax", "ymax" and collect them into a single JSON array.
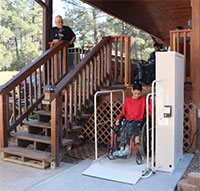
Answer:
[{"xmin": 164, "ymin": 105, "xmax": 172, "ymax": 117}]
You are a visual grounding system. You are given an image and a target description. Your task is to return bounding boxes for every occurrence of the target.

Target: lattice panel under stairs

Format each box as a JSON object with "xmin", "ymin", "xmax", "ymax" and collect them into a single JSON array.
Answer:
[
  {"xmin": 81, "ymin": 101, "xmax": 122, "ymax": 144},
  {"xmin": 184, "ymin": 103, "xmax": 197, "ymax": 153},
  {"xmin": 82, "ymin": 101, "xmax": 197, "ymax": 152}
]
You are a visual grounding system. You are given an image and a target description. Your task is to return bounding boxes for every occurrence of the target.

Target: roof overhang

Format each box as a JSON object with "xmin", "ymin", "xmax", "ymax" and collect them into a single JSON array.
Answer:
[{"xmin": 80, "ymin": 0, "xmax": 191, "ymax": 43}]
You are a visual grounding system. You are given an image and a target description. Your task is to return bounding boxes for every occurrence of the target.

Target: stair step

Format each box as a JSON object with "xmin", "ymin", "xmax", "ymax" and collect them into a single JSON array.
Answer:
[
  {"xmin": 11, "ymin": 132, "xmax": 51, "ymax": 144},
  {"xmin": 0, "ymin": 145, "xmax": 53, "ymax": 169},
  {"xmin": 34, "ymin": 110, "xmax": 91, "ymax": 120},
  {"xmin": 81, "ymin": 113, "xmax": 91, "ymax": 119},
  {"xmin": 11, "ymin": 131, "xmax": 74, "ymax": 146},
  {"xmin": 61, "ymin": 138, "xmax": 74, "ymax": 146},
  {"xmin": 23, "ymin": 120, "xmax": 51, "ymax": 129},
  {"xmin": 71, "ymin": 126, "xmax": 83, "ymax": 132}
]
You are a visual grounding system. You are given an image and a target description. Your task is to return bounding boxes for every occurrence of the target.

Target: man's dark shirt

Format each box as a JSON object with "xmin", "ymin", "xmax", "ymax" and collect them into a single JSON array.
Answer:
[{"xmin": 50, "ymin": 26, "xmax": 75, "ymax": 47}]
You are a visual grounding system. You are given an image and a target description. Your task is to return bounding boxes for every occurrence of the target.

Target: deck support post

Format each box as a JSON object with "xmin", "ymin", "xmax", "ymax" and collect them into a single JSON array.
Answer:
[
  {"xmin": 191, "ymin": 0, "xmax": 200, "ymax": 109},
  {"xmin": 51, "ymin": 92, "xmax": 62, "ymax": 167},
  {"xmin": 0, "ymin": 93, "xmax": 8, "ymax": 147}
]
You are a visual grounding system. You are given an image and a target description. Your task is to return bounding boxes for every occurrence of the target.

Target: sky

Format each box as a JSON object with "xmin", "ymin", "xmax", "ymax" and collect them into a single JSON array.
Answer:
[{"xmin": 53, "ymin": 0, "xmax": 66, "ymax": 19}]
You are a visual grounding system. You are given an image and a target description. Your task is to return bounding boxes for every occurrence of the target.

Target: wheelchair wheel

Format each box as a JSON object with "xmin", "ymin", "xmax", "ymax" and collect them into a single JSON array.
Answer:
[
  {"xmin": 113, "ymin": 133, "xmax": 120, "ymax": 151},
  {"xmin": 136, "ymin": 152, "xmax": 144, "ymax": 165},
  {"xmin": 141, "ymin": 122, "xmax": 152, "ymax": 156}
]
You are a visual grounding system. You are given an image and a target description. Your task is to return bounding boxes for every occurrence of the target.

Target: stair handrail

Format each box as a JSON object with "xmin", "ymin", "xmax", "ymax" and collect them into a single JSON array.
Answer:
[
  {"xmin": 50, "ymin": 36, "xmax": 112, "ymax": 101},
  {"xmin": 0, "ymin": 41, "xmax": 69, "ymax": 148},
  {"xmin": 0, "ymin": 41, "xmax": 69, "ymax": 94}
]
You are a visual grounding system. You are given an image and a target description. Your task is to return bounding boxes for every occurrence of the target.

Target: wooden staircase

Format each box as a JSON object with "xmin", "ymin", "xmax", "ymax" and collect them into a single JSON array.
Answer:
[
  {"xmin": 0, "ymin": 35, "xmax": 132, "ymax": 169},
  {"xmin": 0, "ymin": 101, "xmax": 93, "ymax": 169}
]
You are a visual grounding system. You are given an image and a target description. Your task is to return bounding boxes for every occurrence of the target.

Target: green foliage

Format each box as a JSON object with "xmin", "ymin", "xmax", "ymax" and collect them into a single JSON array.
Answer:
[
  {"xmin": 0, "ymin": 0, "xmax": 155, "ymax": 71},
  {"xmin": 0, "ymin": 0, "xmax": 42, "ymax": 71},
  {"xmin": 62, "ymin": 0, "xmax": 154, "ymax": 60}
]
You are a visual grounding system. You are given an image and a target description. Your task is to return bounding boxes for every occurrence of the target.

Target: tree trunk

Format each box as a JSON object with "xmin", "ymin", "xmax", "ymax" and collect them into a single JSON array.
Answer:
[
  {"xmin": 14, "ymin": 37, "xmax": 19, "ymax": 60},
  {"xmin": 92, "ymin": 9, "xmax": 98, "ymax": 45},
  {"xmin": 131, "ymin": 31, "xmax": 138, "ymax": 59}
]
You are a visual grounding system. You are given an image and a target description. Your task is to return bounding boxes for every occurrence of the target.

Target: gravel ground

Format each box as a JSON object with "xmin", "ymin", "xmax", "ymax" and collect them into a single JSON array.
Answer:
[{"xmin": 182, "ymin": 151, "xmax": 200, "ymax": 179}]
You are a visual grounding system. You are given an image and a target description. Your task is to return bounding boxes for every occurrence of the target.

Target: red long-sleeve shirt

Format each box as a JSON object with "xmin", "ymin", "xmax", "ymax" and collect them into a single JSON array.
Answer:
[{"xmin": 118, "ymin": 96, "xmax": 151, "ymax": 122}]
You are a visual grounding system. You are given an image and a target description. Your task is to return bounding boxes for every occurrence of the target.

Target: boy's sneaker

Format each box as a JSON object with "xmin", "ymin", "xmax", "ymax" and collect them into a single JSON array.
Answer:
[
  {"xmin": 120, "ymin": 145, "xmax": 130, "ymax": 156},
  {"xmin": 120, "ymin": 145, "xmax": 125, "ymax": 151},
  {"xmin": 113, "ymin": 145, "xmax": 130, "ymax": 157}
]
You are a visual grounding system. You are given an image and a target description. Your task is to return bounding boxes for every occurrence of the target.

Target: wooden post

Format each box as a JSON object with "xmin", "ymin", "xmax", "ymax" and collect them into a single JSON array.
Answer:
[
  {"xmin": 51, "ymin": 93, "xmax": 62, "ymax": 167},
  {"xmin": 45, "ymin": 0, "xmax": 52, "ymax": 50},
  {"xmin": 124, "ymin": 36, "xmax": 131, "ymax": 87},
  {"xmin": 191, "ymin": 0, "xmax": 200, "ymax": 109},
  {"xmin": 128, "ymin": 36, "xmax": 131, "ymax": 86},
  {"xmin": 106, "ymin": 39, "xmax": 112, "ymax": 86},
  {"xmin": 0, "ymin": 93, "xmax": 8, "ymax": 147}
]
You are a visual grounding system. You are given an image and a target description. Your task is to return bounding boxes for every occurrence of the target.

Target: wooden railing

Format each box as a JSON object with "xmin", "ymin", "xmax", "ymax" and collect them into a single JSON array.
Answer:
[
  {"xmin": 49, "ymin": 35, "xmax": 131, "ymax": 165},
  {"xmin": 0, "ymin": 41, "xmax": 69, "ymax": 147},
  {"xmin": 170, "ymin": 29, "xmax": 192, "ymax": 82},
  {"xmin": 111, "ymin": 35, "xmax": 131, "ymax": 86},
  {"xmin": 0, "ymin": 35, "xmax": 131, "ymax": 166}
]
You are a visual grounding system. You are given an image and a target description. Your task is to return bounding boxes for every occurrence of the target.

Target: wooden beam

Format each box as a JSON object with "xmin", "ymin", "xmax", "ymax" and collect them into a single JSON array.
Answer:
[
  {"xmin": 0, "ymin": 93, "xmax": 8, "ymax": 147},
  {"xmin": 191, "ymin": 0, "xmax": 200, "ymax": 108},
  {"xmin": 45, "ymin": 0, "xmax": 53, "ymax": 50},
  {"xmin": 51, "ymin": 93, "xmax": 62, "ymax": 167}
]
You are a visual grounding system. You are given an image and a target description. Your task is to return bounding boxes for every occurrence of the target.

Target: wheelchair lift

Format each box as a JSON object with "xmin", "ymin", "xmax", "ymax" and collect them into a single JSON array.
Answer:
[{"xmin": 83, "ymin": 52, "xmax": 186, "ymax": 185}]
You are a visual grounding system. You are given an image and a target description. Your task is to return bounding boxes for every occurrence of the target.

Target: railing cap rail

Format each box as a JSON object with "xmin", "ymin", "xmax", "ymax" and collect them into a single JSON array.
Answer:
[{"xmin": 170, "ymin": 29, "xmax": 192, "ymax": 33}]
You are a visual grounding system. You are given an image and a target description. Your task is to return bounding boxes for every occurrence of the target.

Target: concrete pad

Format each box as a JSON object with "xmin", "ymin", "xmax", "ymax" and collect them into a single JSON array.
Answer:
[
  {"xmin": 0, "ymin": 159, "xmax": 73, "ymax": 191},
  {"xmin": 26, "ymin": 153, "xmax": 193, "ymax": 191},
  {"xmin": 26, "ymin": 159, "xmax": 133, "ymax": 191}
]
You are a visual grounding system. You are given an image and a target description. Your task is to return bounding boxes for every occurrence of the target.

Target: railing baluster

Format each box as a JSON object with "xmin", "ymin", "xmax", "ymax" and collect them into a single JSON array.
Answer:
[
  {"xmin": 120, "ymin": 37, "xmax": 123, "ymax": 82},
  {"xmin": 86, "ymin": 63, "xmax": 90, "ymax": 104},
  {"xmin": 107, "ymin": 40, "xmax": 112, "ymax": 86},
  {"xmin": 63, "ymin": 46, "xmax": 67, "ymax": 75},
  {"xmin": 101, "ymin": 48, "xmax": 104, "ymax": 86},
  {"xmin": 38, "ymin": 68, "xmax": 42, "ymax": 97},
  {"xmin": 64, "ymin": 88, "xmax": 68, "ymax": 136},
  {"xmin": 47, "ymin": 60, "xmax": 50, "ymax": 85},
  {"xmin": 103, "ymin": 46, "xmax": 106, "ymax": 83},
  {"xmin": 17, "ymin": 84, "xmax": 22, "ymax": 116},
  {"xmin": 51, "ymin": 56, "xmax": 54, "ymax": 84},
  {"xmin": 94, "ymin": 56, "xmax": 97, "ymax": 91},
  {"xmin": 29, "ymin": 75, "xmax": 33, "ymax": 106},
  {"xmin": 115, "ymin": 38, "xmax": 118, "ymax": 82},
  {"xmin": 12, "ymin": 89, "xmax": 16, "ymax": 123},
  {"xmin": 78, "ymin": 72, "xmax": 82, "ymax": 113},
  {"xmin": 24, "ymin": 79, "xmax": 28, "ymax": 112},
  {"xmin": 97, "ymin": 53, "xmax": 101, "ymax": 88},
  {"xmin": 74, "ymin": 78, "xmax": 78, "ymax": 123},
  {"xmin": 34, "ymin": 71, "xmax": 37, "ymax": 100},
  {"xmin": 42, "ymin": 63, "xmax": 46, "ymax": 85},
  {"xmin": 82, "ymin": 68, "xmax": 86, "ymax": 109},
  {"xmin": 69, "ymin": 83, "xmax": 73, "ymax": 128},
  {"xmin": 54, "ymin": 54, "xmax": 58, "ymax": 82},
  {"xmin": 59, "ymin": 50, "xmax": 62, "ymax": 79},
  {"xmin": 177, "ymin": 32, "xmax": 180, "ymax": 52},
  {"xmin": 90, "ymin": 60, "xmax": 94, "ymax": 97}
]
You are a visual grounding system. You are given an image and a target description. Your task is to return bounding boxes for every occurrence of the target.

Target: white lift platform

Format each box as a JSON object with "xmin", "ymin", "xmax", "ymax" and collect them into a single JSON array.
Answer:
[{"xmin": 83, "ymin": 52, "xmax": 193, "ymax": 186}]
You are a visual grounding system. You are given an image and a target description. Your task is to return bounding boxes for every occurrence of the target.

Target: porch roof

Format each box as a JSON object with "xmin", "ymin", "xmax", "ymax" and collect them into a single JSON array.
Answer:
[{"xmin": 80, "ymin": 0, "xmax": 191, "ymax": 43}]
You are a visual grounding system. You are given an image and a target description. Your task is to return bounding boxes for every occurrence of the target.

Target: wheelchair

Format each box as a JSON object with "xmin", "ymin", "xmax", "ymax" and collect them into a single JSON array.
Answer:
[
  {"xmin": 107, "ymin": 117, "xmax": 152, "ymax": 165},
  {"xmin": 135, "ymin": 60, "xmax": 155, "ymax": 85}
]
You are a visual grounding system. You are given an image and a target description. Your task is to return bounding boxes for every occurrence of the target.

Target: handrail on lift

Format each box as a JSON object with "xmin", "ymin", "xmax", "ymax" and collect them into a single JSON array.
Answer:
[
  {"xmin": 94, "ymin": 89, "xmax": 125, "ymax": 160},
  {"xmin": 143, "ymin": 80, "xmax": 160, "ymax": 178}
]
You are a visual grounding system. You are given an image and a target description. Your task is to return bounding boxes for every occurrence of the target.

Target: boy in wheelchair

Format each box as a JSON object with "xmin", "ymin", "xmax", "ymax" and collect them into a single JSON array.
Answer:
[{"xmin": 112, "ymin": 82, "xmax": 151, "ymax": 158}]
